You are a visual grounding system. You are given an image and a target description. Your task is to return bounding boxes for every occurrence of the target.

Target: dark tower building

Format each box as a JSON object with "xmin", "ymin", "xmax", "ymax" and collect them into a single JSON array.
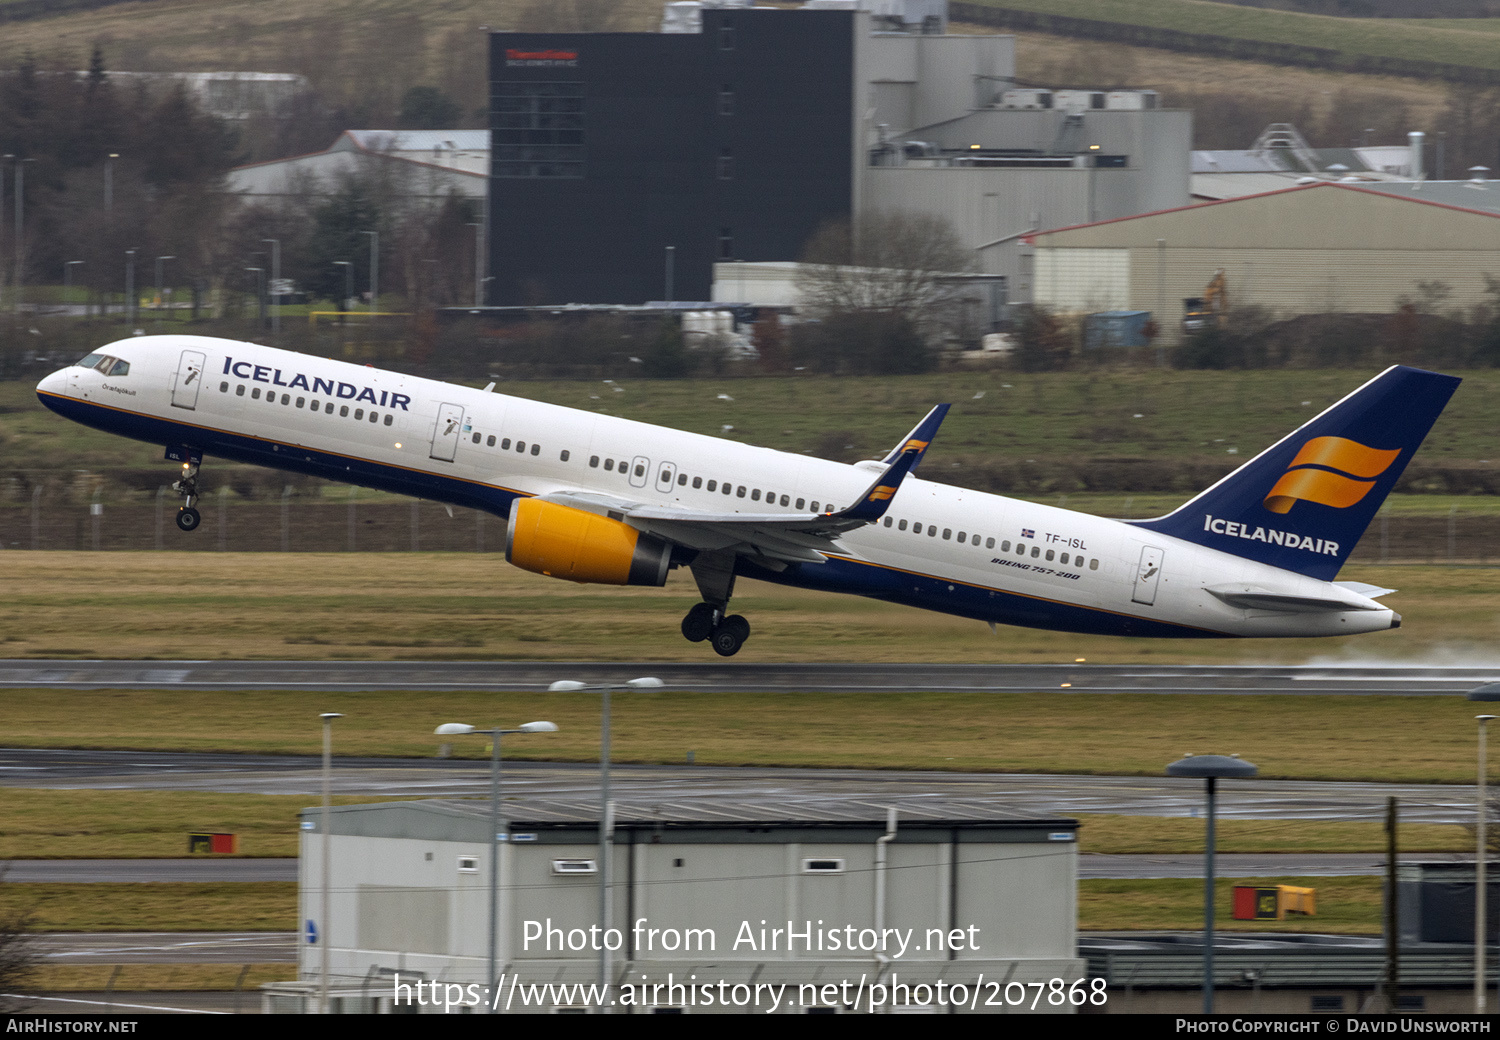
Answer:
[{"xmin": 488, "ymin": 9, "xmax": 856, "ymax": 306}]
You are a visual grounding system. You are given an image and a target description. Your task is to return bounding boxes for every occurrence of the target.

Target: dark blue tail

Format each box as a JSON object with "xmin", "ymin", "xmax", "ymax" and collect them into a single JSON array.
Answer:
[{"xmin": 1130, "ymin": 366, "xmax": 1461, "ymax": 581}]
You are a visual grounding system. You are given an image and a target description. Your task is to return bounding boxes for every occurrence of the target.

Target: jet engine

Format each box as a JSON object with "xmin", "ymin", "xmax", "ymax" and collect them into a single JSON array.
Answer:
[{"xmin": 505, "ymin": 498, "xmax": 671, "ymax": 586}]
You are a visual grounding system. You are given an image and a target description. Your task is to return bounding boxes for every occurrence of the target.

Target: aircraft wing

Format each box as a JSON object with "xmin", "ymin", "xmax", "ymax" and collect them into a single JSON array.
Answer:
[{"xmin": 538, "ymin": 445, "xmax": 924, "ymax": 566}]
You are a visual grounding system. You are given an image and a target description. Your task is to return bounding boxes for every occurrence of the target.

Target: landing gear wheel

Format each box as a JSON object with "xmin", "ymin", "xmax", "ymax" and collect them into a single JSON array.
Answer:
[
  {"xmin": 681, "ymin": 603, "xmax": 717, "ymax": 643},
  {"xmin": 710, "ymin": 614, "xmax": 751, "ymax": 657},
  {"xmin": 176, "ymin": 507, "xmax": 201, "ymax": 532}
]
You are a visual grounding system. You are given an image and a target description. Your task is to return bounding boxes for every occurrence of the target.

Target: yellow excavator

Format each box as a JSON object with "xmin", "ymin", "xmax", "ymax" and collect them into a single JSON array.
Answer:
[{"xmin": 1182, "ymin": 268, "xmax": 1227, "ymax": 332}]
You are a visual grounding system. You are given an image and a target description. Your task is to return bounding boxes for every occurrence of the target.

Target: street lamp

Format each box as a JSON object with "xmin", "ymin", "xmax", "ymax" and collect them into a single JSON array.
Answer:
[
  {"xmin": 318, "ymin": 711, "xmax": 344, "ymax": 1015},
  {"xmin": 262, "ymin": 238, "xmax": 280, "ymax": 337},
  {"xmin": 548, "ymin": 676, "xmax": 664, "ymax": 1007},
  {"xmin": 104, "ymin": 153, "xmax": 117, "ymax": 216},
  {"xmin": 362, "ymin": 230, "xmax": 378, "ymax": 318},
  {"xmin": 155, "ymin": 255, "xmax": 175, "ymax": 319},
  {"xmin": 1468, "ymin": 683, "xmax": 1500, "ymax": 1012},
  {"xmin": 333, "ymin": 261, "xmax": 353, "ymax": 315},
  {"xmin": 1166, "ymin": 752, "xmax": 1259, "ymax": 1014},
  {"xmin": 244, "ymin": 267, "xmax": 265, "ymax": 327},
  {"xmin": 433, "ymin": 719, "xmax": 558, "ymax": 1013}
]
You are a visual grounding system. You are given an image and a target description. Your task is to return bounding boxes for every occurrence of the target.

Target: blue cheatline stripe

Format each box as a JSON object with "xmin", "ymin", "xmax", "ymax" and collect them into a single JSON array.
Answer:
[
  {"xmin": 38, "ymin": 392, "xmax": 523, "ymax": 517},
  {"xmin": 41, "ymin": 393, "xmax": 1223, "ymax": 638}
]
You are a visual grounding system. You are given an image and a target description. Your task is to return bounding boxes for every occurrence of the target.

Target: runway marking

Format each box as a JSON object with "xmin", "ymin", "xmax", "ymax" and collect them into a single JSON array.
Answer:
[{"xmin": 1, "ymin": 992, "xmax": 228, "ymax": 1014}]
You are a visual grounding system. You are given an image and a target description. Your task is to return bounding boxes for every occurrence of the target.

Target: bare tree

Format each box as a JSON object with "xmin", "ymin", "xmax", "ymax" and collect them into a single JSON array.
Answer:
[
  {"xmin": 0, "ymin": 876, "xmax": 37, "ymax": 1012},
  {"xmin": 794, "ymin": 209, "xmax": 972, "ymax": 332}
]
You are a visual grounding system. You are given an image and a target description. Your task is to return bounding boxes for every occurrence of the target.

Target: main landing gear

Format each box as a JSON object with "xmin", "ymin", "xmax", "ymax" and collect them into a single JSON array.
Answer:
[
  {"xmin": 170, "ymin": 452, "xmax": 202, "ymax": 532},
  {"xmin": 682, "ymin": 551, "xmax": 751, "ymax": 657}
]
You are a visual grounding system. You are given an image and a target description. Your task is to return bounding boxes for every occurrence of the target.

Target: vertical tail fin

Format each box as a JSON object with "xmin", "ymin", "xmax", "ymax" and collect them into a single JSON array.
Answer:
[{"xmin": 1130, "ymin": 366, "xmax": 1460, "ymax": 580}]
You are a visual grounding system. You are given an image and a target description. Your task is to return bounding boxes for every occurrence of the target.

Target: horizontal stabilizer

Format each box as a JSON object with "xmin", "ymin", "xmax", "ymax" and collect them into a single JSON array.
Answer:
[{"xmin": 1205, "ymin": 584, "xmax": 1387, "ymax": 613}]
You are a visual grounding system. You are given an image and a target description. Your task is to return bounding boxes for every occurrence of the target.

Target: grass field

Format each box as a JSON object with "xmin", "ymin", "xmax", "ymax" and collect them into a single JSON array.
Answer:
[
  {"xmin": 0, "ymin": 679, "xmax": 1491, "ymax": 782},
  {"xmin": 967, "ymin": 0, "xmax": 1500, "ymax": 70},
  {"xmin": 0, "ymin": 553, "xmax": 1493, "ymax": 665},
  {"xmin": 0, "ymin": 877, "xmax": 1384, "ymax": 934}
]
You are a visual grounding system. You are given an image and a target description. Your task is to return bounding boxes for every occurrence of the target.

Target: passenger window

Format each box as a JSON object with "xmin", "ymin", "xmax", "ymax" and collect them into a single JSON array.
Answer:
[
  {"xmin": 957, "ymin": 533, "xmax": 966, "ymax": 543},
  {"xmin": 252, "ymin": 388, "xmax": 261, "ymax": 399},
  {"xmin": 605, "ymin": 459, "xmax": 614, "ymax": 471},
  {"xmin": 1045, "ymin": 550, "xmax": 1054, "ymax": 561},
  {"xmin": 928, "ymin": 527, "xmax": 937, "ymax": 537},
  {"xmin": 326, "ymin": 403, "xmax": 334, "ymax": 414},
  {"xmin": 634, "ymin": 463, "xmax": 645, "ymax": 477},
  {"xmin": 692, "ymin": 477, "xmax": 702, "ymax": 489},
  {"xmin": 293, "ymin": 397, "xmax": 302, "ymax": 408},
  {"xmin": 722, "ymin": 483, "xmax": 731, "ymax": 494},
  {"xmin": 913, "ymin": 523, "xmax": 922, "ymax": 535},
  {"xmin": 355, "ymin": 408, "xmax": 364, "ymax": 420},
  {"xmin": 339, "ymin": 406, "xmax": 347, "ymax": 416},
  {"xmin": 810, "ymin": 502, "xmax": 819, "ymax": 512},
  {"xmin": 530, "ymin": 444, "xmax": 539, "ymax": 455},
  {"xmin": 281, "ymin": 394, "xmax": 290, "ymax": 405},
  {"xmin": 780, "ymin": 495, "xmax": 789, "ymax": 506},
  {"xmin": 488, "ymin": 435, "xmax": 496, "ymax": 447},
  {"xmin": 560, "ymin": 450, "xmax": 569, "ymax": 461},
  {"xmin": 1016, "ymin": 544, "xmax": 1024, "ymax": 555},
  {"xmin": 590, "ymin": 456, "xmax": 599, "ymax": 468},
  {"xmin": 736, "ymin": 486, "xmax": 746, "ymax": 498},
  {"xmin": 1031, "ymin": 546, "xmax": 1040, "ymax": 557},
  {"xmin": 502, "ymin": 439, "xmax": 511, "ymax": 450},
  {"xmin": 898, "ymin": 520, "xmax": 907, "ymax": 531},
  {"xmin": 236, "ymin": 385, "xmax": 245, "ymax": 397},
  {"xmin": 751, "ymin": 489, "xmax": 761, "ymax": 501},
  {"xmin": 1060, "ymin": 553, "xmax": 1069, "ymax": 565},
  {"xmin": 517, "ymin": 441, "xmax": 526, "ymax": 452},
  {"xmin": 707, "ymin": 480, "xmax": 716, "ymax": 492},
  {"xmin": 266, "ymin": 395, "xmax": 275, "ymax": 406},
  {"xmin": 997, "ymin": 540, "xmax": 1005, "ymax": 551},
  {"xmin": 678, "ymin": 473, "xmax": 688, "ymax": 486},
  {"xmin": 384, "ymin": 415, "xmax": 393, "ymax": 426},
  {"xmin": 796, "ymin": 498, "xmax": 805, "ymax": 510},
  {"xmin": 311, "ymin": 399, "xmax": 319, "ymax": 410},
  {"xmin": 472, "ymin": 433, "xmax": 481, "ymax": 443},
  {"xmin": 370, "ymin": 412, "xmax": 378, "ymax": 423},
  {"xmin": 220, "ymin": 381, "xmax": 229, "ymax": 393},
  {"xmin": 1090, "ymin": 559, "xmax": 1099, "ymax": 570},
  {"xmin": 942, "ymin": 529, "xmax": 951, "ymax": 540}
]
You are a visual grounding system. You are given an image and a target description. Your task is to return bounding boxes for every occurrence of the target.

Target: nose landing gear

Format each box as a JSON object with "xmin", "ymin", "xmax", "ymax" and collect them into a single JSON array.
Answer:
[{"xmin": 166, "ymin": 445, "xmax": 203, "ymax": 533}]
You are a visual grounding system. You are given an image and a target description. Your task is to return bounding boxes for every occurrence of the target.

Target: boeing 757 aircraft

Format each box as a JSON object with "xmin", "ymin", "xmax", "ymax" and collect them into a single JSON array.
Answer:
[{"xmin": 36, "ymin": 336, "xmax": 1458, "ymax": 656}]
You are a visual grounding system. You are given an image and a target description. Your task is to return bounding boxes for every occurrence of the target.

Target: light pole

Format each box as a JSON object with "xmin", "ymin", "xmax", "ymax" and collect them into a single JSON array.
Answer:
[
  {"xmin": 1468, "ymin": 683, "xmax": 1500, "ymax": 1012},
  {"xmin": 104, "ymin": 153, "xmax": 117, "ymax": 217},
  {"xmin": 125, "ymin": 249, "xmax": 136, "ymax": 326},
  {"xmin": 362, "ymin": 230, "xmax": 378, "ymax": 318},
  {"xmin": 154, "ymin": 255, "xmax": 175, "ymax": 319},
  {"xmin": 245, "ymin": 267, "xmax": 265, "ymax": 327},
  {"xmin": 318, "ymin": 711, "xmax": 344, "ymax": 1015},
  {"xmin": 13, "ymin": 157, "xmax": 35, "ymax": 311},
  {"xmin": 262, "ymin": 238, "xmax": 280, "ymax": 337},
  {"xmin": 64, "ymin": 261, "xmax": 84, "ymax": 310},
  {"xmin": 548, "ymin": 676, "xmax": 664, "ymax": 1008},
  {"xmin": 333, "ymin": 261, "xmax": 353, "ymax": 316},
  {"xmin": 433, "ymin": 719, "xmax": 558, "ymax": 1012},
  {"xmin": 1166, "ymin": 753, "xmax": 1259, "ymax": 1014},
  {"xmin": 467, "ymin": 222, "xmax": 483, "ymax": 306}
]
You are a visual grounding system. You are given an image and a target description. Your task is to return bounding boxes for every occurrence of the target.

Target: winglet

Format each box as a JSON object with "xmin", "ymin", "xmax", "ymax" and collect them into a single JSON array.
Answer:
[
  {"xmin": 879, "ymin": 404, "xmax": 950, "ymax": 473},
  {"xmin": 838, "ymin": 447, "xmax": 922, "ymax": 523}
]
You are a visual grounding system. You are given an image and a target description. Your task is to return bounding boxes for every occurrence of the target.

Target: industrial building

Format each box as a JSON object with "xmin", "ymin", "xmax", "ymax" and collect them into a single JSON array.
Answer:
[
  {"xmin": 1025, "ymin": 181, "xmax": 1500, "ymax": 341},
  {"xmin": 485, "ymin": 0, "xmax": 1190, "ymax": 310},
  {"xmin": 269, "ymin": 796, "xmax": 1085, "ymax": 1014},
  {"xmin": 227, "ymin": 129, "xmax": 489, "ymax": 204}
]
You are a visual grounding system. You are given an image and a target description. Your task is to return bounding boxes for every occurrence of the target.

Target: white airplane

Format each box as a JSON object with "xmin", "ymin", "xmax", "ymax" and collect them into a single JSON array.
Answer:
[{"xmin": 36, "ymin": 335, "xmax": 1459, "ymax": 657}]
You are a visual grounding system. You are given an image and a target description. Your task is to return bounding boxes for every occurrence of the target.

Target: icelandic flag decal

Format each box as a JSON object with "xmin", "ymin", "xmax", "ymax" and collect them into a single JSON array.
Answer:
[{"xmin": 1021, "ymin": 528, "xmax": 1035, "ymax": 539}]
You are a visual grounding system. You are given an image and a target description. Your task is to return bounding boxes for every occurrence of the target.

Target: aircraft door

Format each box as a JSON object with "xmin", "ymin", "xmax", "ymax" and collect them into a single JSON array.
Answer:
[
  {"xmin": 430, "ymin": 403, "xmax": 465, "ymax": 462},
  {"xmin": 1131, "ymin": 546, "xmax": 1165, "ymax": 606},
  {"xmin": 656, "ymin": 461, "xmax": 677, "ymax": 493},
  {"xmin": 171, "ymin": 350, "xmax": 206, "ymax": 410},
  {"xmin": 629, "ymin": 455, "xmax": 649, "ymax": 489}
]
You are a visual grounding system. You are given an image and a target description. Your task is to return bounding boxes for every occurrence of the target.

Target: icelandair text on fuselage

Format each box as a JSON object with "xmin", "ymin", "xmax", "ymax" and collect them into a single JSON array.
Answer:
[
  {"xmin": 1203, "ymin": 513, "xmax": 1340, "ymax": 557},
  {"xmin": 523, "ymin": 917, "xmax": 980, "ymax": 957},
  {"xmin": 221, "ymin": 356, "xmax": 411, "ymax": 411}
]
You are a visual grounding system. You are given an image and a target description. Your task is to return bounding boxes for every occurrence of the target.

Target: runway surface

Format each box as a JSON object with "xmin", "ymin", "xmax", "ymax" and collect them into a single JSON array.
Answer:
[
  {"xmin": 0, "ymin": 747, "xmax": 1480, "ymax": 823},
  {"xmin": 2, "ymin": 660, "xmax": 1497, "ymax": 694}
]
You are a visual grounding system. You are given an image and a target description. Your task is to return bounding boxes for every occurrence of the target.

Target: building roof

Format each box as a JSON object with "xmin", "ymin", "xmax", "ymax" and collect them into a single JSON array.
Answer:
[{"xmin": 1026, "ymin": 180, "xmax": 1500, "ymax": 251}]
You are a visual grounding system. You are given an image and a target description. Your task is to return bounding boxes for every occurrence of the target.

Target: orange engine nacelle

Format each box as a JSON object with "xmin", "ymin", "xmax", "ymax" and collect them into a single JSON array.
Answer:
[{"xmin": 505, "ymin": 498, "xmax": 671, "ymax": 586}]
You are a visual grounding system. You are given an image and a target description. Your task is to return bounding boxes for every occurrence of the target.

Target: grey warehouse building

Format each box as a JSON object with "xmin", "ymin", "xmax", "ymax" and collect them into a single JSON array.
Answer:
[
  {"xmin": 486, "ymin": 1, "xmax": 1190, "ymax": 310},
  {"xmin": 274, "ymin": 796, "xmax": 1085, "ymax": 1014}
]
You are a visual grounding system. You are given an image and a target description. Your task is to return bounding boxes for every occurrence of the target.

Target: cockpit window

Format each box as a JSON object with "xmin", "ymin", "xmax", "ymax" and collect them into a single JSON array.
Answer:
[
  {"xmin": 105, "ymin": 359, "xmax": 129, "ymax": 376},
  {"xmin": 77, "ymin": 353, "xmax": 126, "ymax": 375},
  {"xmin": 77, "ymin": 353, "xmax": 104, "ymax": 369}
]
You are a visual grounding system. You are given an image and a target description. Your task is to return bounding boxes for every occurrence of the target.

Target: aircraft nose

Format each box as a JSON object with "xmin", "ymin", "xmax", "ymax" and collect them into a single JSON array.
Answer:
[{"xmin": 36, "ymin": 367, "xmax": 70, "ymax": 399}]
